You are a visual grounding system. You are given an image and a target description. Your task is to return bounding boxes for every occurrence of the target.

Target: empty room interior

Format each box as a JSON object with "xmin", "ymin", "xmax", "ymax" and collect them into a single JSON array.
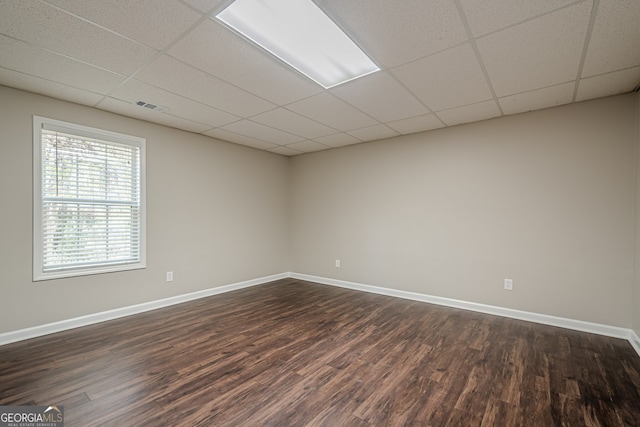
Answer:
[{"xmin": 1, "ymin": 0, "xmax": 640, "ymax": 425}]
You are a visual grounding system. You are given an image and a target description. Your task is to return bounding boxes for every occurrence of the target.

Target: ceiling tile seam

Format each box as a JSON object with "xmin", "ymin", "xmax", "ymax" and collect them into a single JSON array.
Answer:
[
  {"xmin": 97, "ymin": 78, "xmax": 243, "ymax": 126},
  {"xmin": 571, "ymin": 0, "xmax": 600, "ymax": 102},
  {"xmin": 464, "ymin": 0, "xmax": 590, "ymax": 39},
  {"xmin": 131, "ymin": 106, "xmax": 232, "ymax": 130},
  {"xmin": 91, "ymin": 9, "xmax": 224, "ymax": 110},
  {"xmin": 268, "ymin": 146, "xmax": 304, "ymax": 154},
  {"xmin": 344, "ymin": 134, "xmax": 391, "ymax": 146},
  {"xmin": 216, "ymin": 124, "xmax": 296, "ymax": 146},
  {"xmin": 0, "ymin": 65, "xmax": 107, "ymax": 96},
  {"xmin": 386, "ymin": 39, "xmax": 473, "ymax": 74},
  {"xmin": 199, "ymin": 126, "xmax": 217, "ymax": 135},
  {"xmin": 38, "ymin": 0, "xmax": 167, "ymax": 49},
  {"xmin": 285, "ymin": 140, "xmax": 334, "ymax": 151},
  {"xmin": 383, "ymin": 69, "xmax": 441, "ymax": 124},
  {"xmin": 428, "ymin": 111, "xmax": 449, "ymax": 130},
  {"xmin": 434, "ymin": 98, "xmax": 497, "ymax": 115},
  {"xmin": 497, "ymin": 79, "xmax": 578, "ymax": 100},
  {"xmin": 107, "ymin": 82, "xmax": 242, "ymax": 125},
  {"xmin": 310, "ymin": 132, "xmax": 365, "ymax": 144},
  {"xmin": 313, "ymin": 91, "xmax": 385, "ymax": 129},
  {"xmin": 267, "ymin": 146, "xmax": 302, "ymax": 153},
  {"xmin": 0, "ymin": 45, "xmax": 436, "ymax": 143},
  {"xmin": 262, "ymin": 44, "xmax": 467, "ymax": 124},
  {"xmin": 325, "ymin": 134, "xmax": 365, "ymax": 144},
  {"xmin": 160, "ymin": 50, "xmax": 286, "ymax": 109},
  {"xmin": 94, "ymin": 105, "xmax": 211, "ymax": 133},
  {"xmin": 313, "ymin": 0, "xmax": 384, "ymax": 76},
  {"xmin": 246, "ymin": 106, "xmax": 344, "ymax": 139},
  {"xmin": 346, "ymin": 123, "xmax": 399, "ymax": 138},
  {"xmin": 278, "ymin": 92, "xmax": 383, "ymax": 133},
  {"xmin": 0, "ymin": 32, "xmax": 130, "ymax": 82},
  {"xmin": 177, "ymin": 0, "xmax": 216, "ymax": 14},
  {"xmin": 160, "ymin": 4, "xmax": 333, "ymax": 111},
  {"xmin": 228, "ymin": 118, "xmax": 315, "ymax": 143},
  {"xmin": 579, "ymin": 65, "xmax": 640, "ymax": 82},
  {"xmin": 152, "ymin": 111, "xmax": 219, "ymax": 128},
  {"xmin": 206, "ymin": 127, "xmax": 276, "ymax": 146},
  {"xmin": 453, "ymin": 0, "xmax": 504, "ymax": 116},
  {"xmin": 160, "ymin": 49, "xmax": 300, "ymax": 112}
]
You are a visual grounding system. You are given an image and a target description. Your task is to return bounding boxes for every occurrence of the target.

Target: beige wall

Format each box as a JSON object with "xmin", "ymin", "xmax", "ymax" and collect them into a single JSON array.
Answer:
[
  {"xmin": 291, "ymin": 94, "xmax": 637, "ymax": 327},
  {"xmin": 635, "ymin": 91, "xmax": 640, "ymax": 336},
  {"xmin": 2, "ymin": 85, "xmax": 638, "ymax": 334},
  {"xmin": 0, "ymin": 86, "xmax": 290, "ymax": 333}
]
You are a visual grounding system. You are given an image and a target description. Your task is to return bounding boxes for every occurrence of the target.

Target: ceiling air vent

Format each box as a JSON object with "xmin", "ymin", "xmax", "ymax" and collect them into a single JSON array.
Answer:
[{"xmin": 134, "ymin": 100, "xmax": 168, "ymax": 112}]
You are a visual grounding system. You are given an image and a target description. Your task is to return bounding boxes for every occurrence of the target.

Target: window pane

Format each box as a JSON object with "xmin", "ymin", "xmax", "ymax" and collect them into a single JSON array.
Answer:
[{"xmin": 34, "ymin": 117, "xmax": 145, "ymax": 280}]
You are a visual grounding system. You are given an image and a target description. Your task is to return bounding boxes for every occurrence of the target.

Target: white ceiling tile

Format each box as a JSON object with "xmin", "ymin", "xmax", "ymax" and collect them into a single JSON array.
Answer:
[
  {"xmin": 477, "ymin": 2, "xmax": 591, "ymax": 97},
  {"xmin": 319, "ymin": 0, "xmax": 467, "ymax": 68},
  {"xmin": 386, "ymin": 113, "xmax": 445, "ymax": 135},
  {"xmin": 0, "ymin": 0, "xmax": 157, "ymax": 75},
  {"xmin": 221, "ymin": 120, "xmax": 304, "ymax": 145},
  {"xmin": 436, "ymin": 100, "xmax": 501, "ymax": 126},
  {"xmin": 180, "ymin": 0, "xmax": 224, "ymax": 13},
  {"xmin": 392, "ymin": 43, "xmax": 493, "ymax": 111},
  {"xmin": 268, "ymin": 146, "xmax": 304, "ymax": 156},
  {"xmin": 110, "ymin": 79, "xmax": 238, "ymax": 128},
  {"xmin": 136, "ymin": 55, "xmax": 275, "ymax": 117},
  {"xmin": 285, "ymin": 141, "xmax": 331, "ymax": 153},
  {"xmin": 44, "ymin": 0, "xmax": 202, "ymax": 50},
  {"xmin": 313, "ymin": 133, "xmax": 362, "ymax": 148},
  {"xmin": 97, "ymin": 98, "xmax": 212, "ymax": 133},
  {"xmin": 286, "ymin": 93, "xmax": 378, "ymax": 131},
  {"xmin": 251, "ymin": 108, "xmax": 336, "ymax": 139},
  {"xmin": 203, "ymin": 128, "xmax": 279, "ymax": 150},
  {"xmin": 330, "ymin": 71, "xmax": 429, "ymax": 122},
  {"xmin": 0, "ymin": 35, "xmax": 125, "ymax": 94},
  {"xmin": 347, "ymin": 124, "xmax": 399, "ymax": 142},
  {"xmin": 0, "ymin": 0, "xmax": 637, "ymax": 153},
  {"xmin": 576, "ymin": 67, "xmax": 640, "ymax": 102},
  {"xmin": 499, "ymin": 82, "xmax": 575, "ymax": 115},
  {"xmin": 167, "ymin": 20, "xmax": 322, "ymax": 105},
  {"xmin": 0, "ymin": 67, "xmax": 103, "ymax": 106},
  {"xmin": 459, "ymin": 0, "xmax": 578, "ymax": 37},
  {"xmin": 582, "ymin": 0, "xmax": 640, "ymax": 77}
]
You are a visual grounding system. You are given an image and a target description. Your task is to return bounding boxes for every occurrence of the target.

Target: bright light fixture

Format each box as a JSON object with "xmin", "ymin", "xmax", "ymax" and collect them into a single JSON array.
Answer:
[{"xmin": 215, "ymin": 0, "xmax": 380, "ymax": 89}]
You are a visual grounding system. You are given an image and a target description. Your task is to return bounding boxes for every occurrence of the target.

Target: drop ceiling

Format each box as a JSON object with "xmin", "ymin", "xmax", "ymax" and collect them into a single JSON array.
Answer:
[{"xmin": 1, "ymin": 0, "xmax": 639, "ymax": 156}]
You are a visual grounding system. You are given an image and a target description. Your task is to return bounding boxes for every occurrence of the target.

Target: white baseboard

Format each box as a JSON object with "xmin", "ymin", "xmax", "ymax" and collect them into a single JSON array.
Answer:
[
  {"xmin": 0, "ymin": 272, "xmax": 288, "ymax": 346},
  {"xmin": 3, "ymin": 271, "xmax": 639, "ymax": 360},
  {"xmin": 289, "ymin": 272, "xmax": 640, "ymax": 357},
  {"xmin": 630, "ymin": 330, "xmax": 640, "ymax": 356}
]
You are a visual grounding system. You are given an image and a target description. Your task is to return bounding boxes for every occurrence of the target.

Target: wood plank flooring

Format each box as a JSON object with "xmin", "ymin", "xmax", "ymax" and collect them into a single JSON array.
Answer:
[{"xmin": 1, "ymin": 278, "xmax": 639, "ymax": 426}]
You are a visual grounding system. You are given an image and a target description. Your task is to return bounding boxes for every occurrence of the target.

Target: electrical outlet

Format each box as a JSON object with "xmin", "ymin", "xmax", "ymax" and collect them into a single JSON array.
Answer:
[
  {"xmin": 166, "ymin": 271, "xmax": 174, "ymax": 282},
  {"xmin": 504, "ymin": 278, "xmax": 513, "ymax": 291},
  {"xmin": 335, "ymin": 259, "xmax": 341, "ymax": 268}
]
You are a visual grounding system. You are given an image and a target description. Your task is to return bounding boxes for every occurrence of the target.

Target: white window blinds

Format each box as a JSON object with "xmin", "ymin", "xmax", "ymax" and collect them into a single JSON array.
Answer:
[{"xmin": 33, "ymin": 117, "xmax": 146, "ymax": 280}]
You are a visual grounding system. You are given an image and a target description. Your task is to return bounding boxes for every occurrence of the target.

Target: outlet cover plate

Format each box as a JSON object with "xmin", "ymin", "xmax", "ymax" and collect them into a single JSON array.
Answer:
[{"xmin": 504, "ymin": 278, "xmax": 513, "ymax": 290}]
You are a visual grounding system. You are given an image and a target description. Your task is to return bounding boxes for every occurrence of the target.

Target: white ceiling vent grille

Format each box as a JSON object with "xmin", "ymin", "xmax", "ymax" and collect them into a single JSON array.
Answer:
[{"xmin": 134, "ymin": 100, "xmax": 168, "ymax": 112}]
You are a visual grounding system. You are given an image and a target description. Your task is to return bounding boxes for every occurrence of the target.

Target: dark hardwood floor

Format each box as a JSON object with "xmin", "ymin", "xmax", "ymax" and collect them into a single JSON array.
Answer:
[{"xmin": 1, "ymin": 278, "xmax": 639, "ymax": 426}]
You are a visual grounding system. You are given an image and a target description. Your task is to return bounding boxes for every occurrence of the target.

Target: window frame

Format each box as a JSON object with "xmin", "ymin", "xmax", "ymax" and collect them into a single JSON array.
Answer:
[{"xmin": 33, "ymin": 116, "xmax": 146, "ymax": 281}]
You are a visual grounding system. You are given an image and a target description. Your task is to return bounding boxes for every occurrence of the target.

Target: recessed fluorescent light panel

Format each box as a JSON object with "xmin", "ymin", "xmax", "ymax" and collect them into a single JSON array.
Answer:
[{"xmin": 215, "ymin": 0, "xmax": 380, "ymax": 88}]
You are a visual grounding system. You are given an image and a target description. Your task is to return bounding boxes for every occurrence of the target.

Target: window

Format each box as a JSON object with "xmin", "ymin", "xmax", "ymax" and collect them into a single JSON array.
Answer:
[{"xmin": 33, "ymin": 116, "xmax": 146, "ymax": 281}]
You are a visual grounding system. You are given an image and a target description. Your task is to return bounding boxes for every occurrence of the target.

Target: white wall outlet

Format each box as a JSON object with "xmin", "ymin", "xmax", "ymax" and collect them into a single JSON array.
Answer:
[
  {"xmin": 166, "ymin": 271, "xmax": 174, "ymax": 282},
  {"xmin": 335, "ymin": 259, "xmax": 341, "ymax": 268},
  {"xmin": 504, "ymin": 278, "xmax": 513, "ymax": 290}
]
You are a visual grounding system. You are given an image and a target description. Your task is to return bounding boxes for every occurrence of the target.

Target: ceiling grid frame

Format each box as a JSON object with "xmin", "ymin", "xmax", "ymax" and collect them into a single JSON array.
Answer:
[{"xmin": 0, "ymin": 0, "xmax": 637, "ymax": 155}]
